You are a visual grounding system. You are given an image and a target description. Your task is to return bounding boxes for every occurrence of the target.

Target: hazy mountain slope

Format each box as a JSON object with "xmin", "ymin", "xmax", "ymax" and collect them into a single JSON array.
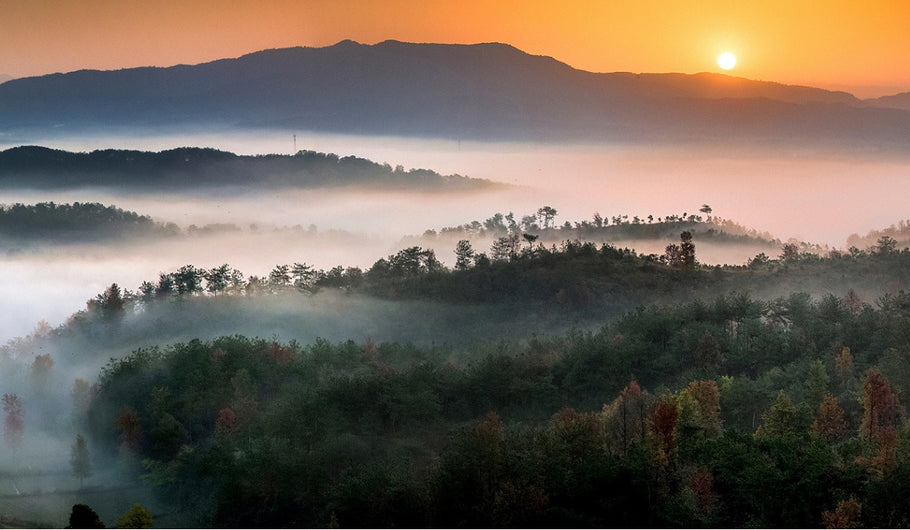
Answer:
[
  {"xmin": 866, "ymin": 91, "xmax": 910, "ymax": 111},
  {"xmin": 0, "ymin": 145, "xmax": 496, "ymax": 191},
  {"xmin": 1, "ymin": 40, "xmax": 908, "ymax": 148}
]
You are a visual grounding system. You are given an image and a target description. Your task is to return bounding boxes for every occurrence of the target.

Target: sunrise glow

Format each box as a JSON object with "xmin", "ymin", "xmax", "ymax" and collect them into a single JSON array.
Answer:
[
  {"xmin": 717, "ymin": 52, "xmax": 736, "ymax": 70},
  {"xmin": 1, "ymin": 1, "xmax": 909, "ymax": 97}
]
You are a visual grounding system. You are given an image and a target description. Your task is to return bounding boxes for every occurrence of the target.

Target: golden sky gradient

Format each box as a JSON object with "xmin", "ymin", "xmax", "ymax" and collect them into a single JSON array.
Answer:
[{"xmin": 2, "ymin": 0, "xmax": 908, "ymax": 97}]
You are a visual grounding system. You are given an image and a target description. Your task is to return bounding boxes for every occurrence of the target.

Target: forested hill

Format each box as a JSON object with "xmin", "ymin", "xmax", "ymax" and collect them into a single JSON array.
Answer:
[
  {"xmin": 0, "ymin": 146, "xmax": 495, "ymax": 191},
  {"xmin": 20, "ymin": 237, "xmax": 910, "ymax": 527},
  {"xmin": 0, "ymin": 202, "xmax": 177, "ymax": 245}
]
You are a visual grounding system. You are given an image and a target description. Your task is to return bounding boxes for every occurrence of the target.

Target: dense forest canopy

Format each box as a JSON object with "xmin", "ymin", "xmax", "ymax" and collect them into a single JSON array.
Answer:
[{"xmin": 79, "ymin": 283, "xmax": 910, "ymax": 527}]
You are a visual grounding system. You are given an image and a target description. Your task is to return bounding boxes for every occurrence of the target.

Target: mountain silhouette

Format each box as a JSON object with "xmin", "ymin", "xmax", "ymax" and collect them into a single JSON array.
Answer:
[
  {"xmin": 866, "ymin": 92, "xmax": 910, "ymax": 112},
  {"xmin": 1, "ymin": 40, "xmax": 908, "ymax": 149}
]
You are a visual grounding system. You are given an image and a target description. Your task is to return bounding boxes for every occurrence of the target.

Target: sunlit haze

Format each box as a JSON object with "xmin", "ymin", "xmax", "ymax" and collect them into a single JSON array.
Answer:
[{"xmin": 1, "ymin": 1, "xmax": 909, "ymax": 97}]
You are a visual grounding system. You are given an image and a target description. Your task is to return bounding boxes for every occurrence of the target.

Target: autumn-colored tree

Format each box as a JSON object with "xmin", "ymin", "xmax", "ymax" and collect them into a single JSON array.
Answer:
[
  {"xmin": 860, "ymin": 368, "xmax": 902, "ymax": 441},
  {"xmin": 2, "ymin": 393, "xmax": 23, "ymax": 449},
  {"xmin": 650, "ymin": 395, "xmax": 679, "ymax": 467},
  {"xmin": 681, "ymin": 380, "xmax": 722, "ymax": 438},
  {"xmin": 602, "ymin": 380, "xmax": 651, "ymax": 454},
  {"xmin": 115, "ymin": 406, "xmax": 142, "ymax": 452},
  {"xmin": 855, "ymin": 369, "xmax": 903, "ymax": 474},
  {"xmin": 267, "ymin": 341, "xmax": 294, "ymax": 365},
  {"xmin": 549, "ymin": 407, "xmax": 602, "ymax": 463},
  {"xmin": 822, "ymin": 497, "xmax": 862, "ymax": 529},
  {"xmin": 811, "ymin": 395, "xmax": 847, "ymax": 441},
  {"xmin": 687, "ymin": 467, "xmax": 716, "ymax": 518},
  {"xmin": 870, "ymin": 424, "xmax": 899, "ymax": 473},
  {"xmin": 214, "ymin": 407, "xmax": 237, "ymax": 440}
]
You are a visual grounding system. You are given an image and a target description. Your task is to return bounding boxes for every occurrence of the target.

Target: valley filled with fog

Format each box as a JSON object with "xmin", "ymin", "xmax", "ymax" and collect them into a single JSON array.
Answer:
[{"xmin": 0, "ymin": 131, "xmax": 908, "ymax": 343}]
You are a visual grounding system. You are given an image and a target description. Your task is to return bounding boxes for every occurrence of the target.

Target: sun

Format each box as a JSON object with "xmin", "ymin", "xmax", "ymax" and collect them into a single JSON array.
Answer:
[{"xmin": 717, "ymin": 52, "xmax": 737, "ymax": 70}]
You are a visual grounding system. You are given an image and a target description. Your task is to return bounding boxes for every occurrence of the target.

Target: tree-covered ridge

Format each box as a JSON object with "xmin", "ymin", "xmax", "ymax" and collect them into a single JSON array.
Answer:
[
  {"xmin": 84, "ymin": 286, "xmax": 910, "ymax": 527},
  {"xmin": 414, "ymin": 205, "xmax": 781, "ymax": 247},
  {"xmin": 0, "ymin": 202, "xmax": 178, "ymax": 244},
  {"xmin": 77, "ymin": 229, "xmax": 910, "ymax": 324},
  {"xmin": 0, "ymin": 146, "xmax": 497, "ymax": 191},
  {"xmin": 848, "ymin": 219, "xmax": 910, "ymax": 250}
]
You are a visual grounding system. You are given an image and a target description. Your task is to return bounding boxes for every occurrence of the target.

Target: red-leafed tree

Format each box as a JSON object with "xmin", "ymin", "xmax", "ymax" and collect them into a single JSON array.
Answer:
[
  {"xmin": 602, "ymin": 380, "xmax": 652, "ymax": 454},
  {"xmin": 688, "ymin": 467, "xmax": 716, "ymax": 517},
  {"xmin": 650, "ymin": 396, "xmax": 679, "ymax": 467},
  {"xmin": 860, "ymin": 368, "xmax": 902, "ymax": 441},
  {"xmin": 811, "ymin": 394, "xmax": 847, "ymax": 442},
  {"xmin": 214, "ymin": 407, "xmax": 237, "ymax": 439},
  {"xmin": 858, "ymin": 369, "xmax": 903, "ymax": 473},
  {"xmin": 115, "ymin": 406, "xmax": 142, "ymax": 452},
  {"xmin": 2, "ymin": 393, "xmax": 23, "ymax": 449},
  {"xmin": 267, "ymin": 342, "xmax": 294, "ymax": 365}
]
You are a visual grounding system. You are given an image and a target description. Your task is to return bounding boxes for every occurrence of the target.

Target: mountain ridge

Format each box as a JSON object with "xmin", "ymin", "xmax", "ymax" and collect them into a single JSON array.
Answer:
[{"xmin": 1, "ymin": 40, "xmax": 908, "ymax": 149}]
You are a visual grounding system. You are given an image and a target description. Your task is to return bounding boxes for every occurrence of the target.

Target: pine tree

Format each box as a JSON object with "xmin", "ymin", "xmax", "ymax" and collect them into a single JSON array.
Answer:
[{"xmin": 755, "ymin": 390, "xmax": 799, "ymax": 438}]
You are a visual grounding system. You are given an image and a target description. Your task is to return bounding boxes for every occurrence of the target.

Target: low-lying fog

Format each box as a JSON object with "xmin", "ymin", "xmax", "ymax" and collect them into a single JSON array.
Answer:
[
  {"xmin": 13, "ymin": 129, "xmax": 909, "ymax": 245},
  {"xmin": 1, "ymin": 130, "xmax": 909, "ymax": 343}
]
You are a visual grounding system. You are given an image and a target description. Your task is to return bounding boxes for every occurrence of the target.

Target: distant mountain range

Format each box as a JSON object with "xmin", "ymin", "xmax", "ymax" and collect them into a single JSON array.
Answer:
[
  {"xmin": 1, "ymin": 40, "xmax": 909, "ymax": 150},
  {"xmin": 0, "ymin": 145, "xmax": 495, "ymax": 191}
]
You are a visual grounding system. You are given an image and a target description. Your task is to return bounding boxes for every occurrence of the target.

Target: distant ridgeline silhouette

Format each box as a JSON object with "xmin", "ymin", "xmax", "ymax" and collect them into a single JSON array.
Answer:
[
  {"xmin": 0, "ymin": 146, "xmax": 494, "ymax": 191},
  {"xmin": 0, "ymin": 40, "xmax": 908, "ymax": 148}
]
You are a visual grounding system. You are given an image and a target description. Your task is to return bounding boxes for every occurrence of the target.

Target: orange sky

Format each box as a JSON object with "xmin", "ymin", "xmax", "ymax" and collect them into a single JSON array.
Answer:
[{"xmin": 2, "ymin": 0, "xmax": 909, "ymax": 97}]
